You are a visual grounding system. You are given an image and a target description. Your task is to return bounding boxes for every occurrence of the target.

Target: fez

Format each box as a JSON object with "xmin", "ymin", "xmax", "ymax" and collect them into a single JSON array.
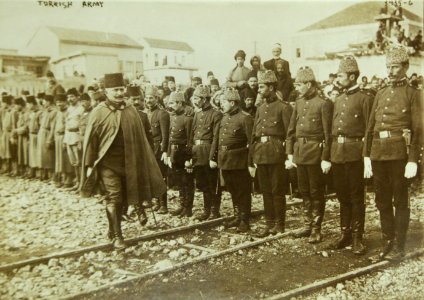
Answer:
[
  {"xmin": 338, "ymin": 55, "xmax": 359, "ymax": 73},
  {"xmin": 386, "ymin": 45, "xmax": 409, "ymax": 65},
  {"xmin": 234, "ymin": 50, "xmax": 246, "ymax": 60},
  {"xmin": 241, "ymin": 88, "xmax": 257, "ymax": 101},
  {"xmin": 37, "ymin": 92, "xmax": 46, "ymax": 99},
  {"xmin": 192, "ymin": 76, "xmax": 202, "ymax": 83},
  {"xmin": 26, "ymin": 95, "xmax": 36, "ymax": 105},
  {"xmin": 2, "ymin": 95, "xmax": 12, "ymax": 105},
  {"xmin": 207, "ymin": 71, "xmax": 214, "ymax": 76},
  {"xmin": 295, "ymin": 66, "xmax": 316, "ymax": 83},
  {"xmin": 46, "ymin": 70, "xmax": 55, "ymax": 78},
  {"xmin": 13, "ymin": 97, "xmax": 26, "ymax": 106},
  {"xmin": 87, "ymin": 86, "xmax": 95, "ymax": 92},
  {"xmin": 258, "ymin": 70, "xmax": 277, "ymax": 84},
  {"xmin": 21, "ymin": 90, "xmax": 30, "ymax": 96},
  {"xmin": 104, "ymin": 73, "xmax": 125, "ymax": 88},
  {"xmin": 44, "ymin": 95, "xmax": 54, "ymax": 103},
  {"xmin": 55, "ymin": 93, "xmax": 67, "ymax": 102},
  {"xmin": 66, "ymin": 87, "xmax": 79, "ymax": 96},
  {"xmin": 193, "ymin": 85, "xmax": 210, "ymax": 98},
  {"xmin": 80, "ymin": 93, "xmax": 91, "ymax": 101},
  {"xmin": 210, "ymin": 78, "xmax": 220, "ymax": 86},
  {"xmin": 127, "ymin": 85, "xmax": 141, "ymax": 97},
  {"xmin": 169, "ymin": 91, "xmax": 185, "ymax": 103}
]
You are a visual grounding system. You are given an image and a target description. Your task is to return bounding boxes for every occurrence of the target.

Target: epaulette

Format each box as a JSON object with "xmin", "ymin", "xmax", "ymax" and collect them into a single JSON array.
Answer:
[{"xmin": 241, "ymin": 110, "xmax": 250, "ymax": 116}]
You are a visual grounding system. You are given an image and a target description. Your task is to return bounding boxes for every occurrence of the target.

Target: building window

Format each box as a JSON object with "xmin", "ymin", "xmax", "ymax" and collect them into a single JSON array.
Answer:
[
  {"xmin": 296, "ymin": 48, "xmax": 301, "ymax": 58},
  {"xmin": 145, "ymin": 54, "xmax": 148, "ymax": 64},
  {"xmin": 182, "ymin": 55, "xmax": 185, "ymax": 65},
  {"xmin": 125, "ymin": 61, "xmax": 134, "ymax": 74},
  {"xmin": 118, "ymin": 61, "xmax": 123, "ymax": 72},
  {"xmin": 136, "ymin": 61, "xmax": 143, "ymax": 73},
  {"xmin": 162, "ymin": 55, "xmax": 167, "ymax": 66},
  {"xmin": 174, "ymin": 55, "xmax": 177, "ymax": 64},
  {"xmin": 154, "ymin": 53, "xmax": 159, "ymax": 67}
]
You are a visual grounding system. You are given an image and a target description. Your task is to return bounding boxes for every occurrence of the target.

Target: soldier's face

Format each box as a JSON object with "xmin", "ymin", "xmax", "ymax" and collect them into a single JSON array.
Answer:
[
  {"xmin": 145, "ymin": 95, "xmax": 157, "ymax": 108},
  {"xmin": 258, "ymin": 83, "xmax": 271, "ymax": 98},
  {"xmin": 81, "ymin": 100, "xmax": 91, "ymax": 111},
  {"xmin": 106, "ymin": 87, "xmax": 125, "ymax": 102},
  {"xmin": 14, "ymin": 104, "xmax": 24, "ymax": 112},
  {"xmin": 220, "ymin": 98, "xmax": 233, "ymax": 113},
  {"xmin": 56, "ymin": 101, "xmax": 67, "ymax": 110},
  {"xmin": 248, "ymin": 77, "xmax": 258, "ymax": 89},
  {"xmin": 294, "ymin": 82, "xmax": 309, "ymax": 96},
  {"xmin": 211, "ymin": 85, "xmax": 220, "ymax": 94},
  {"xmin": 336, "ymin": 73, "xmax": 350, "ymax": 88},
  {"xmin": 272, "ymin": 48, "xmax": 281, "ymax": 57},
  {"xmin": 157, "ymin": 90, "xmax": 165, "ymax": 99},
  {"xmin": 67, "ymin": 94, "xmax": 78, "ymax": 105},
  {"xmin": 245, "ymin": 97, "xmax": 254, "ymax": 108},
  {"xmin": 387, "ymin": 63, "xmax": 408, "ymax": 81},
  {"xmin": 168, "ymin": 81, "xmax": 176, "ymax": 91},
  {"xmin": 192, "ymin": 95, "xmax": 205, "ymax": 108}
]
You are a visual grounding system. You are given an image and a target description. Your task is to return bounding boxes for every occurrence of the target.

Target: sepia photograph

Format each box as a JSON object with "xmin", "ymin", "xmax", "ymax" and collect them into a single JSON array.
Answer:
[{"xmin": 0, "ymin": 0, "xmax": 423, "ymax": 299}]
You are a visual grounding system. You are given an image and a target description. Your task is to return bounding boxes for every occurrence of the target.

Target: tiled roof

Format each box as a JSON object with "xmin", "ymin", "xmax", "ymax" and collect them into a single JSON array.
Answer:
[{"xmin": 143, "ymin": 37, "xmax": 194, "ymax": 52}]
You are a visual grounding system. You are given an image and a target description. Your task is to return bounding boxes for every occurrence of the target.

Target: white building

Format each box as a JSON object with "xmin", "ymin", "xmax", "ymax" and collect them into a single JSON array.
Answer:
[
  {"xmin": 288, "ymin": 1, "xmax": 423, "ymax": 80},
  {"xmin": 22, "ymin": 26, "xmax": 144, "ymax": 81},
  {"xmin": 139, "ymin": 37, "xmax": 197, "ymax": 85}
]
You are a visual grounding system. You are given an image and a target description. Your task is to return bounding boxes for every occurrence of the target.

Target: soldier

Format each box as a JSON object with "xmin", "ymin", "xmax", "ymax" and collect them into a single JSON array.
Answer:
[
  {"xmin": 241, "ymin": 88, "xmax": 257, "ymax": 117},
  {"xmin": 79, "ymin": 93, "xmax": 92, "ymax": 139},
  {"xmin": 145, "ymin": 85, "xmax": 170, "ymax": 214},
  {"xmin": 54, "ymin": 94, "xmax": 74, "ymax": 188},
  {"xmin": 27, "ymin": 96, "xmax": 42, "ymax": 179},
  {"xmin": 187, "ymin": 85, "xmax": 223, "ymax": 220},
  {"xmin": 13, "ymin": 97, "xmax": 30, "ymax": 177},
  {"xmin": 45, "ymin": 71, "xmax": 65, "ymax": 96},
  {"xmin": 364, "ymin": 46, "xmax": 422, "ymax": 260},
  {"xmin": 81, "ymin": 73, "xmax": 166, "ymax": 249},
  {"xmin": 167, "ymin": 91, "xmax": 195, "ymax": 218},
  {"xmin": 64, "ymin": 88, "xmax": 84, "ymax": 191},
  {"xmin": 210, "ymin": 78, "xmax": 220, "ymax": 95},
  {"xmin": 218, "ymin": 88, "xmax": 254, "ymax": 232},
  {"xmin": 184, "ymin": 77, "xmax": 202, "ymax": 105},
  {"xmin": 37, "ymin": 95, "xmax": 57, "ymax": 181},
  {"xmin": 286, "ymin": 67, "xmax": 333, "ymax": 243},
  {"xmin": 0, "ymin": 96, "xmax": 15, "ymax": 175},
  {"xmin": 330, "ymin": 56, "xmax": 373, "ymax": 255},
  {"xmin": 251, "ymin": 70, "xmax": 293, "ymax": 237},
  {"xmin": 36, "ymin": 93, "xmax": 46, "ymax": 106}
]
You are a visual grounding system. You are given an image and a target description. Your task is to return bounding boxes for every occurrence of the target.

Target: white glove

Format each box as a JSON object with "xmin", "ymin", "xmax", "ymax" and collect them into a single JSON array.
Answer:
[
  {"xmin": 167, "ymin": 157, "xmax": 172, "ymax": 168},
  {"xmin": 321, "ymin": 160, "xmax": 331, "ymax": 174},
  {"xmin": 86, "ymin": 167, "xmax": 93, "ymax": 177},
  {"xmin": 209, "ymin": 160, "xmax": 218, "ymax": 169},
  {"xmin": 161, "ymin": 152, "xmax": 168, "ymax": 162},
  {"xmin": 404, "ymin": 162, "xmax": 418, "ymax": 179},
  {"xmin": 185, "ymin": 159, "xmax": 192, "ymax": 168},
  {"xmin": 364, "ymin": 157, "xmax": 373, "ymax": 178},
  {"xmin": 285, "ymin": 154, "xmax": 297, "ymax": 169},
  {"xmin": 248, "ymin": 166, "xmax": 256, "ymax": 178}
]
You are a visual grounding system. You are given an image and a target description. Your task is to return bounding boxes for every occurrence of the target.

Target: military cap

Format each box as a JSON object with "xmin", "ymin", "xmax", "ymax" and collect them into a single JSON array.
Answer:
[
  {"xmin": 295, "ymin": 66, "xmax": 316, "ymax": 83},
  {"xmin": 258, "ymin": 70, "xmax": 277, "ymax": 84},
  {"xmin": 127, "ymin": 85, "xmax": 141, "ymax": 97},
  {"xmin": 2, "ymin": 95, "xmax": 12, "ymax": 105},
  {"xmin": 66, "ymin": 87, "xmax": 79, "ymax": 96},
  {"xmin": 87, "ymin": 85, "xmax": 95, "ymax": 92},
  {"xmin": 36, "ymin": 92, "xmax": 46, "ymax": 99},
  {"xmin": 92, "ymin": 91, "xmax": 106, "ymax": 102},
  {"xmin": 169, "ymin": 91, "xmax": 185, "ymax": 103},
  {"xmin": 207, "ymin": 71, "xmax": 214, "ymax": 77},
  {"xmin": 191, "ymin": 76, "xmax": 202, "ymax": 83},
  {"xmin": 26, "ymin": 95, "xmax": 36, "ymax": 105},
  {"xmin": 386, "ymin": 45, "xmax": 409, "ymax": 65},
  {"xmin": 44, "ymin": 95, "xmax": 54, "ymax": 104},
  {"xmin": 46, "ymin": 70, "xmax": 55, "ymax": 78},
  {"xmin": 21, "ymin": 90, "xmax": 30, "ymax": 96},
  {"xmin": 166, "ymin": 76, "xmax": 175, "ymax": 83},
  {"xmin": 210, "ymin": 78, "xmax": 220, "ymax": 86},
  {"xmin": 193, "ymin": 84, "xmax": 210, "ymax": 98},
  {"xmin": 13, "ymin": 97, "xmax": 26, "ymax": 106},
  {"xmin": 55, "ymin": 93, "xmax": 67, "ymax": 102},
  {"xmin": 241, "ymin": 88, "xmax": 256, "ymax": 101},
  {"xmin": 234, "ymin": 50, "xmax": 246, "ymax": 60},
  {"xmin": 104, "ymin": 73, "xmax": 124, "ymax": 88},
  {"xmin": 338, "ymin": 55, "xmax": 359, "ymax": 73},
  {"xmin": 144, "ymin": 85, "xmax": 158, "ymax": 97},
  {"xmin": 223, "ymin": 88, "xmax": 241, "ymax": 102},
  {"xmin": 80, "ymin": 93, "xmax": 91, "ymax": 101}
]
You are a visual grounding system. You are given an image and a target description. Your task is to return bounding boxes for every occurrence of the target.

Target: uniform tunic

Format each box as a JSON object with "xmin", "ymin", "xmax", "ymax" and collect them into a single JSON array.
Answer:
[
  {"xmin": 37, "ymin": 107, "xmax": 57, "ymax": 170},
  {"xmin": 1, "ymin": 108, "xmax": 17, "ymax": 159},
  {"xmin": 15, "ymin": 109, "xmax": 30, "ymax": 166},
  {"xmin": 54, "ymin": 109, "xmax": 73, "ymax": 173},
  {"xmin": 147, "ymin": 106, "xmax": 170, "ymax": 158},
  {"xmin": 28, "ymin": 109, "xmax": 42, "ymax": 168}
]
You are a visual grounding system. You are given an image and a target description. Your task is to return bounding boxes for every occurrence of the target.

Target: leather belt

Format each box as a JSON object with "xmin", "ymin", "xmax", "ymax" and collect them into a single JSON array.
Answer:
[
  {"xmin": 374, "ymin": 130, "xmax": 403, "ymax": 139},
  {"xmin": 30, "ymin": 132, "xmax": 38, "ymax": 134},
  {"xmin": 333, "ymin": 136, "xmax": 363, "ymax": 144},
  {"xmin": 258, "ymin": 136, "xmax": 282, "ymax": 143},
  {"xmin": 67, "ymin": 128, "xmax": 79, "ymax": 132},
  {"xmin": 171, "ymin": 144, "xmax": 186, "ymax": 150},
  {"xmin": 56, "ymin": 132, "xmax": 64, "ymax": 135},
  {"xmin": 194, "ymin": 139, "xmax": 211, "ymax": 145},
  {"xmin": 219, "ymin": 143, "xmax": 247, "ymax": 151},
  {"xmin": 297, "ymin": 137, "xmax": 323, "ymax": 143}
]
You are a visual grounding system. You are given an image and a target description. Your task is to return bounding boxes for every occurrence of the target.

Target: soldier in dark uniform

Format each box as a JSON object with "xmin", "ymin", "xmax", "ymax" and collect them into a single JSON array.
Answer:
[
  {"xmin": 184, "ymin": 77, "xmax": 202, "ymax": 105},
  {"xmin": 187, "ymin": 85, "xmax": 223, "ymax": 220},
  {"xmin": 145, "ymin": 85, "xmax": 170, "ymax": 214},
  {"xmin": 218, "ymin": 88, "xmax": 254, "ymax": 232},
  {"xmin": 364, "ymin": 46, "xmax": 422, "ymax": 260},
  {"xmin": 330, "ymin": 56, "xmax": 373, "ymax": 255},
  {"xmin": 252, "ymin": 70, "xmax": 293, "ymax": 237},
  {"xmin": 286, "ymin": 67, "xmax": 333, "ymax": 243},
  {"xmin": 45, "ymin": 71, "xmax": 65, "ymax": 97},
  {"xmin": 167, "ymin": 91, "xmax": 195, "ymax": 218}
]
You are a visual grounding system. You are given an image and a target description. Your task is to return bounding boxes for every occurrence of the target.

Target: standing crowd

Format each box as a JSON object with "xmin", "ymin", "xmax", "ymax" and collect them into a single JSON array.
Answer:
[{"xmin": 0, "ymin": 44, "xmax": 422, "ymax": 263}]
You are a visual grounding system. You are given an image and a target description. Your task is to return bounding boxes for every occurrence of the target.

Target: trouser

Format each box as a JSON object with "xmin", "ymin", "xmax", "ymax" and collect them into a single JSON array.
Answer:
[
  {"xmin": 297, "ymin": 164, "xmax": 325, "ymax": 230},
  {"xmin": 288, "ymin": 168, "xmax": 299, "ymax": 195},
  {"xmin": 257, "ymin": 164, "xmax": 288, "ymax": 226},
  {"xmin": 222, "ymin": 169, "xmax": 252, "ymax": 222},
  {"xmin": 67, "ymin": 143, "xmax": 82, "ymax": 186},
  {"xmin": 332, "ymin": 161, "xmax": 365, "ymax": 234},
  {"xmin": 194, "ymin": 165, "xmax": 220, "ymax": 212},
  {"xmin": 170, "ymin": 164, "xmax": 195, "ymax": 209},
  {"xmin": 372, "ymin": 160, "xmax": 410, "ymax": 249},
  {"xmin": 155, "ymin": 151, "xmax": 168, "ymax": 205}
]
